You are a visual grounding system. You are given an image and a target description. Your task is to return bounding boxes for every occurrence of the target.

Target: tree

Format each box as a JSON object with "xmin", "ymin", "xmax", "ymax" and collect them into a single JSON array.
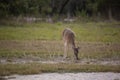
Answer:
[{"xmin": 0, "ymin": 0, "xmax": 120, "ymax": 20}]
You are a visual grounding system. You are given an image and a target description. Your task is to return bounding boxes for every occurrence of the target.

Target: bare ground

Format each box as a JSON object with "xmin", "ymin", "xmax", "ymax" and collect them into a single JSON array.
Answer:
[{"xmin": 0, "ymin": 57, "xmax": 120, "ymax": 66}]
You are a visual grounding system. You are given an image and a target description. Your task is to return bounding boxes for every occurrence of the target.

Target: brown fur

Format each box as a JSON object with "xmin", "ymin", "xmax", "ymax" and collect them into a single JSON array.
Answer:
[{"xmin": 62, "ymin": 28, "xmax": 79, "ymax": 60}]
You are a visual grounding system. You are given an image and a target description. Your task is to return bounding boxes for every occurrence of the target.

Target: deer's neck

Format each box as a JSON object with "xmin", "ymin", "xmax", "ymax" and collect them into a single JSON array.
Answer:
[{"xmin": 71, "ymin": 41, "xmax": 76, "ymax": 49}]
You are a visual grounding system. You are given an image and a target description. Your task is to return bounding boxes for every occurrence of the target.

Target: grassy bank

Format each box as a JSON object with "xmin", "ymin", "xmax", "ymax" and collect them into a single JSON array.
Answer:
[{"xmin": 0, "ymin": 63, "xmax": 120, "ymax": 76}]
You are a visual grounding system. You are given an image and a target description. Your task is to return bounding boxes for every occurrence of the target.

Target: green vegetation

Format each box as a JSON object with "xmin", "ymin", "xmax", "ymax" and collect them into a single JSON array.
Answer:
[
  {"xmin": 0, "ymin": 0, "xmax": 120, "ymax": 76},
  {"xmin": 0, "ymin": 63, "xmax": 120, "ymax": 76},
  {"xmin": 0, "ymin": 0, "xmax": 120, "ymax": 21},
  {"xmin": 0, "ymin": 22, "xmax": 120, "ymax": 59},
  {"xmin": 0, "ymin": 22, "xmax": 120, "ymax": 42},
  {"xmin": 0, "ymin": 22, "xmax": 120, "ymax": 75}
]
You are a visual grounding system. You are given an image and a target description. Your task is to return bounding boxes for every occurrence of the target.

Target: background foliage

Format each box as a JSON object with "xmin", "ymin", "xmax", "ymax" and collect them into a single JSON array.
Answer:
[{"xmin": 0, "ymin": 0, "xmax": 120, "ymax": 20}]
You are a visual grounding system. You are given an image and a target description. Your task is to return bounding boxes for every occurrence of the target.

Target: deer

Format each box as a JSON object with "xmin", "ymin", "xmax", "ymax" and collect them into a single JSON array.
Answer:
[{"xmin": 62, "ymin": 28, "xmax": 79, "ymax": 60}]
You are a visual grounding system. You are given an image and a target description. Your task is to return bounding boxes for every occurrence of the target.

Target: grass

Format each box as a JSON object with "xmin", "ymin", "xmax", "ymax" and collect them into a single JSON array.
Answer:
[
  {"xmin": 0, "ymin": 22, "xmax": 120, "ymax": 75},
  {"xmin": 0, "ymin": 23, "xmax": 63, "ymax": 40},
  {"xmin": 0, "ymin": 63, "xmax": 120, "ymax": 76},
  {"xmin": 0, "ymin": 22, "xmax": 120, "ymax": 42},
  {"xmin": 0, "ymin": 41, "xmax": 120, "ymax": 59}
]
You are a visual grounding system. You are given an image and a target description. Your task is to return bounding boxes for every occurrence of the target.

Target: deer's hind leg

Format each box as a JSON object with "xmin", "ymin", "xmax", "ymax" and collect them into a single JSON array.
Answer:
[{"xmin": 64, "ymin": 42, "xmax": 68, "ymax": 59}]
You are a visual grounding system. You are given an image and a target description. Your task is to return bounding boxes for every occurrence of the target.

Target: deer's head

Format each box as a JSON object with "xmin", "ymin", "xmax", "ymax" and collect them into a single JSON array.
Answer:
[{"xmin": 73, "ymin": 47, "xmax": 80, "ymax": 60}]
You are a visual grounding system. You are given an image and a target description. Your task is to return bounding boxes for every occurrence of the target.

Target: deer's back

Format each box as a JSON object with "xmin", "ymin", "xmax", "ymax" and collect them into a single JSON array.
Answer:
[{"xmin": 62, "ymin": 28, "xmax": 75, "ymax": 44}]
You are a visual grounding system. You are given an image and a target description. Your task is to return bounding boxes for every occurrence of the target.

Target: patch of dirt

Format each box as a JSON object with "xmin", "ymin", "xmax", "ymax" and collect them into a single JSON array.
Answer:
[{"xmin": 0, "ymin": 57, "xmax": 120, "ymax": 65}]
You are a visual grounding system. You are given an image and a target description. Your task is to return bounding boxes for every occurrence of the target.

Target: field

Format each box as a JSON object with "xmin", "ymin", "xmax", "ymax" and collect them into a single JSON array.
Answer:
[
  {"xmin": 0, "ymin": 22, "xmax": 120, "ymax": 76},
  {"xmin": 0, "ymin": 22, "xmax": 120, "ymax": 42}
]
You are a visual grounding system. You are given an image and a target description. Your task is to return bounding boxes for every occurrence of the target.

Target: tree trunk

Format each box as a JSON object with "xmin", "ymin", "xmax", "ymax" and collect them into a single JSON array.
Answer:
[
  {"xmin": 108, "ymin": 6, "xmax": 114, "ymax": 21},
  {"xmin": 59, "ymin": 0, "xmax": 70, "ymax": 14}
]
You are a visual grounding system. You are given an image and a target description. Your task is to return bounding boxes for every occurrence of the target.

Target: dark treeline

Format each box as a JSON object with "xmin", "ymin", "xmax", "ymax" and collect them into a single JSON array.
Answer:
[{"xmin": 0, "ymin": 0, "xmax": 120, "ymax": 20}]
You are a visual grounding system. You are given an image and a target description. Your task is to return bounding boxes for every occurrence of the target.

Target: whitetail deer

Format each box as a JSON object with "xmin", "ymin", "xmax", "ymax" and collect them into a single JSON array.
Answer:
[{"xmin": 62, "ymin": 28, "xmax": 79, "ymax": 60}]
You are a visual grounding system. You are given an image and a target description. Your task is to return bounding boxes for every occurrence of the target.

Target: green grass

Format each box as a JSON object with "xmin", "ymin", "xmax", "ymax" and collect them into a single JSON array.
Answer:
[
  {"xmin": 0, "ymin": 63, "xmax": 120, "ymax": 76},
  {"xmin": 0, "ymin": 22, "xmax": 120, "ymax": 59},
  {"xmin": 0, "ymin": 23, "xmax": 61, "ymax": 40},
  {"xmin": 0, "ymin": 22, "xmax": 120, "ymax": 76},
  {"xmin": 0, "ymin": 22, "xmax": 120, "ymax": 42}
]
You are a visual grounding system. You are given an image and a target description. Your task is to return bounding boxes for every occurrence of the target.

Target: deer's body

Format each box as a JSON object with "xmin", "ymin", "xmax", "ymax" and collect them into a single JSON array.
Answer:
[{"xmin": 62, "ymin": 28, "xmax": 79, "ymax": 60}]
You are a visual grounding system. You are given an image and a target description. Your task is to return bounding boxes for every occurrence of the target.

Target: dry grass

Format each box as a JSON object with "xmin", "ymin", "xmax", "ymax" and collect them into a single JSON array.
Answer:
[
  {"xmin": 0, "ymin": 40, "xmax": 120, "ymax": 60},
  {"xmin": 0, "ymin": 63, "xmax": 120, "ymax": 76}
]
